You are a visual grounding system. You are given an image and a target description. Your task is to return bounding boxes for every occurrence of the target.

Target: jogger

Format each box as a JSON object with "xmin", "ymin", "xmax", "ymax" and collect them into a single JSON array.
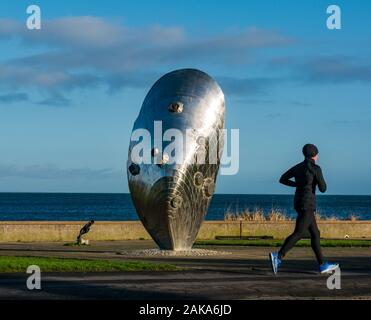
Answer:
[{"xmin": 269, "ymin": 144, "xmax": 339, "ymax": 274}]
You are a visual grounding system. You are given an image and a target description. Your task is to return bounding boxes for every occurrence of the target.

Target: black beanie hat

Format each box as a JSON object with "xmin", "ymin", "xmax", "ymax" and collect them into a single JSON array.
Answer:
[{"xmin": 302, "ymin": 144, "xmax": 319, "ymax": 158}]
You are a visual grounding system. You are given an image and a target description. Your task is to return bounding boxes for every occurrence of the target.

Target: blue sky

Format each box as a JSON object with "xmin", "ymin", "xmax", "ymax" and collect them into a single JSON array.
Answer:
[{"xmin": 0, "ymin": 0, "xmax": 370, "ymax": 194}]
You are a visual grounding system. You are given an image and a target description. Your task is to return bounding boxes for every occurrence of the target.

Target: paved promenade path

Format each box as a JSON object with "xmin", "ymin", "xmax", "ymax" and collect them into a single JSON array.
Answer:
[{"xmin": 0, "ymin": 240, "xmax": 370, "ymax": 299}]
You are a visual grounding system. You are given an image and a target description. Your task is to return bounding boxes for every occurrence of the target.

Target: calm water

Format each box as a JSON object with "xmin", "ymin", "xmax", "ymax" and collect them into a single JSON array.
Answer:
[{"xmin": 0, "ymin": 193, "xmax": 370, "ymax": 221}]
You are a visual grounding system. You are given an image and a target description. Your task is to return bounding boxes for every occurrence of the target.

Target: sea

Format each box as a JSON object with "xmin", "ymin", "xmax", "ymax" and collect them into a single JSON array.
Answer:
[{"xmin": 0, "ymin": 193, "xmax": 370, "ymax": 221}]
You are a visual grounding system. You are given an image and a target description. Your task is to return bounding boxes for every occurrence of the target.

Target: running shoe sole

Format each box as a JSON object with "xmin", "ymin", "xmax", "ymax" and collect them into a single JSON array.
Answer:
[
  {"xmin": 269, "ymin": 253, "xmax": 277, "ymax": 274},
  {"xmin": 320, "ymin": 264, "xmax": 339, "ymax": 274}
]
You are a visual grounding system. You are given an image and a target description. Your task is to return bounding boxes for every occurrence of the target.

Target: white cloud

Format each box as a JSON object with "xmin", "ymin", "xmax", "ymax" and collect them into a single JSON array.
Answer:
[{"xmin": 0, "ymin": 16, "xmax": 294, "ymax": 106}]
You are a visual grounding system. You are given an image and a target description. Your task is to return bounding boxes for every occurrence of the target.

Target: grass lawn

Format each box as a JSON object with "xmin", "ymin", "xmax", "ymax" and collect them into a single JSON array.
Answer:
[
  {"xmin": 0, "ymin": 256, "xmax": 179, "ymax": 273},
  {"xmin": 195, "ymin": 239, "xmax": 371, "ymax": 247}
]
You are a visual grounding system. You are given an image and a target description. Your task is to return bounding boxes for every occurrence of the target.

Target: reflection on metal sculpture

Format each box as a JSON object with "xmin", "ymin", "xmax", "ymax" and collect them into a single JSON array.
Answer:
[{"xmin": 127, "ymin": 69, "xmax": 225, "ymax": 250}]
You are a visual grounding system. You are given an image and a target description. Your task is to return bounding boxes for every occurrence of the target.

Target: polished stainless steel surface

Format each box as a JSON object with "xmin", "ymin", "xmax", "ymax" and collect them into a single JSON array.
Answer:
[{"xmin": 127, "ymin": 69, "xmax": 225, "ymax": 250}]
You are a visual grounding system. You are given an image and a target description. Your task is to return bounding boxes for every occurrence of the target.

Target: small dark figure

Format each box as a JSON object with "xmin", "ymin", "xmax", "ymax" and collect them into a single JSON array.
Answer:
[{"xmin": 77, "ymin": 220, "xmax": 95, "ymax": 244}]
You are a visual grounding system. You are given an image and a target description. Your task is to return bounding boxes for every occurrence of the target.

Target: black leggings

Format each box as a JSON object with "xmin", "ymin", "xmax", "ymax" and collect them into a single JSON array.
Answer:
[{"xmin": 278, "ymin": 207, "xmax": 324, "ymax": 265}]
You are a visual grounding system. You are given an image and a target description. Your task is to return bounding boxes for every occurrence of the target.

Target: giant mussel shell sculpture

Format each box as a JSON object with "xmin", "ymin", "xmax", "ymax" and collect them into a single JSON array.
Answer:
[{"xmin": 127, "ymin": 69, "xmax": 225, "ymax": 250}]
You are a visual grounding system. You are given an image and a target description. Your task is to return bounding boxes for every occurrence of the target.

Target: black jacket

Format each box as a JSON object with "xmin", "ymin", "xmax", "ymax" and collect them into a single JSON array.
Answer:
[{"xmin": 279, "ymin": 158, "xmax": 327, "ymax": 210}]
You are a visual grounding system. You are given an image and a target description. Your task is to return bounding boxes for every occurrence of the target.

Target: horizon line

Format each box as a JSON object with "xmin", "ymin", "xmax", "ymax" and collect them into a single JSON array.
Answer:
[{"xmin": 0, "ymin": 192, "xmax": 370, "ymax": 197}]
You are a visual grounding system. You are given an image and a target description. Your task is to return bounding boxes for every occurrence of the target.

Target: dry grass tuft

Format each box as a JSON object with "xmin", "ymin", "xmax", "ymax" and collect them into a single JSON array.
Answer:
[
  {"xmin": 224, "ymin": 208, "xmax": 291, "ymax": 221},
  {"xmin": 224, "ymin": 208, "xmax": 358, "ymax": 221}
]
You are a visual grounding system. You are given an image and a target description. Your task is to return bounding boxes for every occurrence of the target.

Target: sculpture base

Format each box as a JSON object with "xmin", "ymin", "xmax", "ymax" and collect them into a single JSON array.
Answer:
[{"xmin": 118, "ymin": 248, "xmax": 231, "ymax": 257}]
